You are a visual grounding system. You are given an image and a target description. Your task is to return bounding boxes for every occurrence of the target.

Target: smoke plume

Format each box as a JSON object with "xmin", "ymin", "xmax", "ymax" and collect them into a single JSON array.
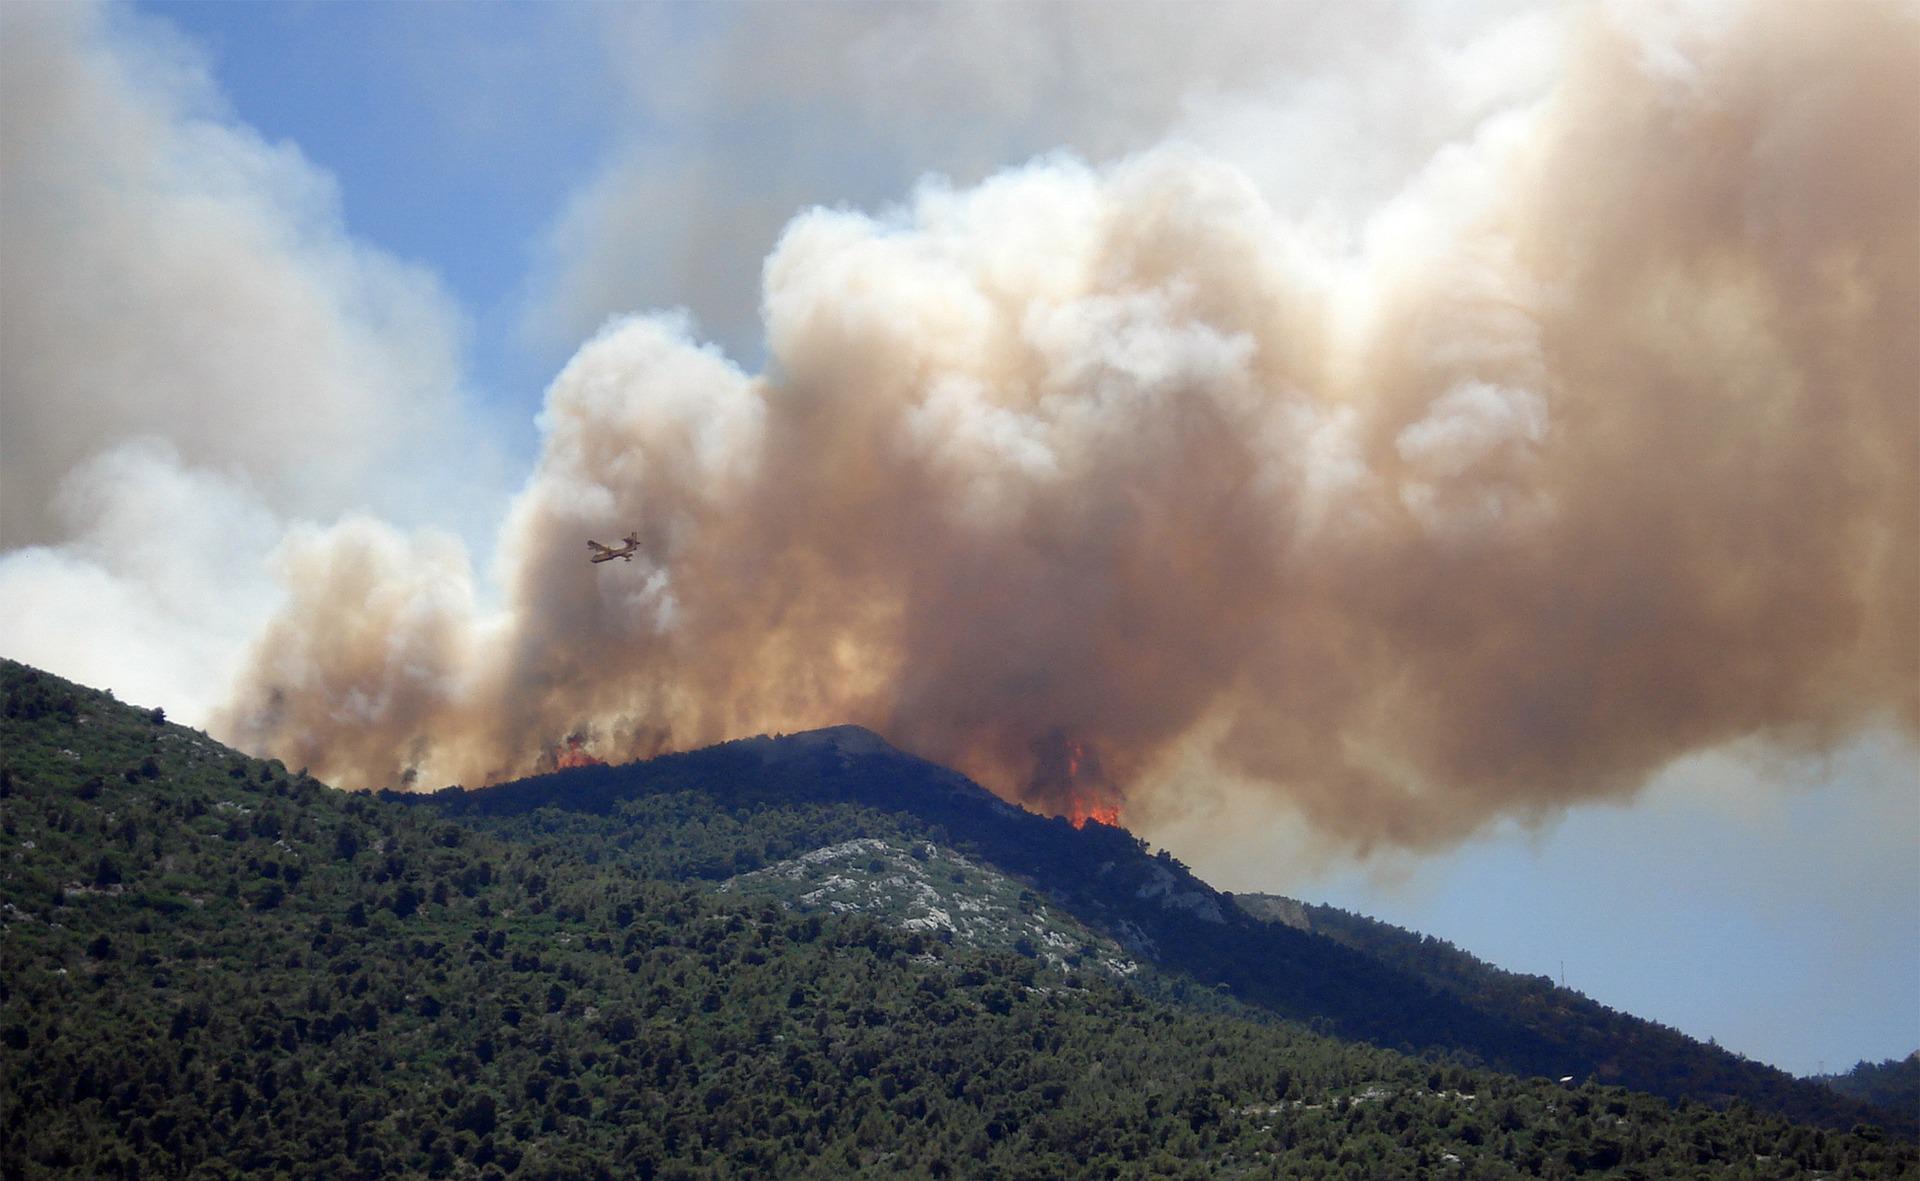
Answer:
[
  {"xmin": 0, "ymin": 1, "xmax": 501, "ymax": 714},
  {"xmin": 217, "ymin": 2, "xmax": 1916, "ymax": 852},
  {"xmin": 0, "ymin": 1, "xmax": 479, "ymax": 547}
]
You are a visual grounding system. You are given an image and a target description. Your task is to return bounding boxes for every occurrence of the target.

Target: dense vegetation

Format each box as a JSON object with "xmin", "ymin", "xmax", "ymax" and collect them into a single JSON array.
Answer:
[
  {"xmin": 1814, "ymin": 1055, "xmax": 1920, "ymax": 1126},
  {"xmin": 410, "ymin": 727, "xmax": 1899, "ymax": 1136},
  {"xmin": 1233, "ymin": 895, "xmax": 1919, "ymax": 1140},
  {"xmin": 2, "ymin": 660, "xmax": 1913, "ymax": 1179}
]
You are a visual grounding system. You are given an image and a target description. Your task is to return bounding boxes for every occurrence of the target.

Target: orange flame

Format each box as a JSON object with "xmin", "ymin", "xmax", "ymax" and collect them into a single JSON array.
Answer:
[
  {"xmin": 555, "ymin": 735, "xmax": 605, "ymax": 770},
  {"xmin": 1065, "ymin": 797, "xmax": 1121, "ymax": 830},
  {"xmin": 1034, "ymin": 732, "xmax": 1122, "ymax": 828}
]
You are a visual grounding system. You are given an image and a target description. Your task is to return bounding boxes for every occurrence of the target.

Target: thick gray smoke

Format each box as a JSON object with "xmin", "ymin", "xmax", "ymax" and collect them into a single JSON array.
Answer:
[{"xmin": 217, "ymin": 2, "xmax": 1916, "ymax": 852}]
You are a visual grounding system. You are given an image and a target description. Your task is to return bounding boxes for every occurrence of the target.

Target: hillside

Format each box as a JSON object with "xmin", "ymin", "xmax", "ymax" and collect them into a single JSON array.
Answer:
[
  {"xmin": 1233, "ymin": 895, "xmax": 1920, "ymax": 1139},
  {"xmin": 1, "ymin": 659, "xmax": 1913, "ymax": 1179},
  {"xmin": 405, "ymin": 723, "xmax": 1903, "ymax": 1136},
  {"xmin": 1813, "ymin": 1054, "xmax": 1920, "ymax": 1123}
]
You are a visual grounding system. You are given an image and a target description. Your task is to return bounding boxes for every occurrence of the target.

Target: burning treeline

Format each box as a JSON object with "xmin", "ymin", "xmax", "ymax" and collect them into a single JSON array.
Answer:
[{"xmin": 217, "ymin": 4, "xmax": 1916, "ymax": 853}]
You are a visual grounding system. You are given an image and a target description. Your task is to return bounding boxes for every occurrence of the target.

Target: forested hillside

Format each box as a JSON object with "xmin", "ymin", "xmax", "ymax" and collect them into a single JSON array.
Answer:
[
  {"xmin": 2, "ymin": 660, "xmax": 1912, "ymax": 1179},
  {"xmin": 1234, "ymin": 895, "xmax": 1919, "ymax": 1141},
  {"xmin": 1814, "ymin": 1054, "xmax": 1920, "ymax": 1126},
  {"xmin": 407, "ymin": 724, "xmax": 1900, "ymax": 1136}
]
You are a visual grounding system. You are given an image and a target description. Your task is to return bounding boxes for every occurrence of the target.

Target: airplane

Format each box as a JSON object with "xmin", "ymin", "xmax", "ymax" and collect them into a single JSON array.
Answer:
[{"xmin": 588, "ymin": 532, "xmax": 642, "ymax": 563}]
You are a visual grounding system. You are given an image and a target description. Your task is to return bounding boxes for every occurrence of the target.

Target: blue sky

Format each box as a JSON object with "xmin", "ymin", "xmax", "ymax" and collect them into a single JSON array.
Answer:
[
  {"xmin": 1303, "ymin": 731, "xmax": 1918, "ymax": 1077},
  {"xmin": 143, "ymin": 0, "xmax": 619, "ymax": 444},
  {"xmin": 3, "ymin": 0, "xmax": 1913, "ymax": 1080}
]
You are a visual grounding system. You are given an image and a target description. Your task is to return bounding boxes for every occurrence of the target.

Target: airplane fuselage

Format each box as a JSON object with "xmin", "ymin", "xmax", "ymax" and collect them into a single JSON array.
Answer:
[{"xmin": 588, "ymin": 534, "xmax": 642, "ymax": 564}]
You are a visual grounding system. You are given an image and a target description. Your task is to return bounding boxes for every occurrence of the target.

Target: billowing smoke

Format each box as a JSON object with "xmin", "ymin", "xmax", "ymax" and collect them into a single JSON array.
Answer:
[
  {"xmin": 0, "ymin": 1, "xmax": 501, "ymax": 717},
  {"xmin": 203, "ymin": 2, "xmax": 1914, "ymax": 850},
  {"xmin": 0, "ymin": 2, "xmax": 481, "ymax": 547}
]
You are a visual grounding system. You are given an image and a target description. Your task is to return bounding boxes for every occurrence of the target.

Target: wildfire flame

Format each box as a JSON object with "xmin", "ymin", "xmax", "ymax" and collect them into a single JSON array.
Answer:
[
  {"xmin": 1066, "ymin": 798, "xmax": 1122, "ymax": 830},
  {"xmin": 554, "ymin": 734, "xmax": 605, "ymax": 770},
  {"xmin": 1038, "ymin": 732, "xmax": 1123, "ymax": 829}
]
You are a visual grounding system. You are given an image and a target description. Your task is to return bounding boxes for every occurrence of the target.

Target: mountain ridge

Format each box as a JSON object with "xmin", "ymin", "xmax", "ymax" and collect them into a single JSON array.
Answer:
[
  {"xmin": 402, "ymin": 722, "xmax": 1907, "ymax": 1136},
  {"xmin": 4, "ymin": 658, "xmax": 1911, "ymax": 1180}
]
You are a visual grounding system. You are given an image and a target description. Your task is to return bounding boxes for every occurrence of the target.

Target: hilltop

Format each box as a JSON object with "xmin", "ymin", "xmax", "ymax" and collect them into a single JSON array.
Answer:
[
  {"xmin": 403, "ymin": 721, "xmax": 1906, "ymax": 1136},
  {"xmin": 1, "ymin": 658, "xmax": 1912, "ymax": 1179}
]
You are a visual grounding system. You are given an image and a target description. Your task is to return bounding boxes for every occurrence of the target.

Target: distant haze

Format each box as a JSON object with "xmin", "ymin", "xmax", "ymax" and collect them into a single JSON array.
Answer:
[{"xmin": 3, "ymin": 1, "xmax": 1914, "ymax": 859}]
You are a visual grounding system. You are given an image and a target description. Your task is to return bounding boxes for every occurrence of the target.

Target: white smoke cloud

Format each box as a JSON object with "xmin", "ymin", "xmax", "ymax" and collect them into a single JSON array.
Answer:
[
  {"xmin": 521, "ymin": 0, "xmax": 1559, "ymax": 359},
  {"xmin": 0, "ymin": 1, "xmax": 504, "ymax": 722},
  {"xmin": 3, "ymin": 0, "xmax": 1912, "ymax": 865},
  {"xmin": 0, "ymin": 441, "xmax": 281, "ymax": 722},
  {"xmin": 0, "ymin": 2, "xmax": 489, "ymax": 543},
  {"xmin": 221, "ymin": 0, "xmax": 1916, "ymax": 865}
]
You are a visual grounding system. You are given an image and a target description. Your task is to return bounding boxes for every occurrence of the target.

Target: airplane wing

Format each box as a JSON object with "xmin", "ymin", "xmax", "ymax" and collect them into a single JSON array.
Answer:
[{"xmin": 589, "ymin": 532, "xmax": 642, "ymax": 564}]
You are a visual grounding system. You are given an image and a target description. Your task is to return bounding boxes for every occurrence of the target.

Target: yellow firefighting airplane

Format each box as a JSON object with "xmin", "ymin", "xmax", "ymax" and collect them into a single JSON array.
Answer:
[{"xmin": 588, "ymin": 533, "xmax": 642, "ymax": 563}]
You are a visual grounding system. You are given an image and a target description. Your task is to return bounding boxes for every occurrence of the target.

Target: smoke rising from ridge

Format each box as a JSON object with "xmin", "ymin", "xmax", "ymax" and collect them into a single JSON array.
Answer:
[{"xmin": 212, "ymin": 2, "xmax": 1916, "ymax": 852}]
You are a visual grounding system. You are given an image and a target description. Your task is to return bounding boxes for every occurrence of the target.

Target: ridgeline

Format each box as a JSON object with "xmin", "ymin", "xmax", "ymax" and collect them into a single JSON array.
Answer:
[{"xmin": 1, "ymin": 659, "xmax": 1911, "ymax": 1179}]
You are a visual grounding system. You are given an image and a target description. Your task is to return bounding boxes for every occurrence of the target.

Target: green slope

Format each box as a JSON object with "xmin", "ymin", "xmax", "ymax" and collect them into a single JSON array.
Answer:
[
  {"xmin": 2, "ymin": 659, "xmax": 1913, "ymax": 1180},
  {"xmin": 405, "ymin": 724, "xmax": 1899, "ymax": 1137},
  {"xmin": 1234, "ymin": 894, "xmax": 1919, "ymax": 1141},
  {"xmin": 1813, "ymin": 1054, "xmax": 1920, "ymax": 1124}
]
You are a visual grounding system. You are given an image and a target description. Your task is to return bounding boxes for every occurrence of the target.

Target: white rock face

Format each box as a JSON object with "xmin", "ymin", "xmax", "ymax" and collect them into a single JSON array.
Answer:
[
  {"xmin": 1132, "ymin": 863, "xmax": 1225, "ymax": 923},
  {"xmin": 718, "ymin": 837, "xmax": 1139, "ymax": 977}
]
